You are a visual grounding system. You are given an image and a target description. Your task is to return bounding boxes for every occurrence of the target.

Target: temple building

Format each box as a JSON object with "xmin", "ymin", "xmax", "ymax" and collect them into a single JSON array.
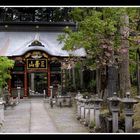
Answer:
[{"xmin": 0, "ymin": 19, "xmax": 86, "ymax": 98}]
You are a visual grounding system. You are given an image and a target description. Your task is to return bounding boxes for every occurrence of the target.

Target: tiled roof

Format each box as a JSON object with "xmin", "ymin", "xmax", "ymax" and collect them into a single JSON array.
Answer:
[{"xmin": 0, "ymin": 32, "xmax": 86, "ymax": 57}]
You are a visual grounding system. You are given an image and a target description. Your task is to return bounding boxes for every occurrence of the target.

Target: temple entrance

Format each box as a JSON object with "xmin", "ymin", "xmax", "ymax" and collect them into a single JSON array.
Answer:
[{"xmin": 28, "ymin": 72, "xmax": 48, "ymax": 96}]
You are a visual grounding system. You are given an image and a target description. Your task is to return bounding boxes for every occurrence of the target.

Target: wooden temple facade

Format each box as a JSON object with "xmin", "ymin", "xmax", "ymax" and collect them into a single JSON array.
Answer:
[
  {"xmin": 0, "ymin": 21, "xmax": 86, "ymax": 98},
  {"xmin": 9, "ymin": 47, "xmax": 62, "ymax": 97}
]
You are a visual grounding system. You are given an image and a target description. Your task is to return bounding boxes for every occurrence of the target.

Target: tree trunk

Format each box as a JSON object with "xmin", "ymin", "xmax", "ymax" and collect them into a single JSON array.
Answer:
[
  {"xmin": 72, "ymin": 66, "xmax": 76, "ymax": 90},
  {"xmin": 119, "ymin": 14, "xmax": 131, "ymax": 97},
  {"xmin": 96, "ymin": 68, "xmax": 101, "ymax": 96},
  {"xmin": 107, "ymin": 39, "xmax": 119, "ymax": 98},
  {"xmin": 137, "ymin": 49, "xmax": 140, "ymax": 95},
  {"xmin": 79, "ymin": 67, "xmax": 83, "ymax": 89}
]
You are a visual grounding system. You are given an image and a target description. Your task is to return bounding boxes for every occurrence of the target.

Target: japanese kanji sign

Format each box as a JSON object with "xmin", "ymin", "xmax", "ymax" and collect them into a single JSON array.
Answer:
[{"xmin": 27, "ymin": 59, "xmax": 47, "ymax": 69}]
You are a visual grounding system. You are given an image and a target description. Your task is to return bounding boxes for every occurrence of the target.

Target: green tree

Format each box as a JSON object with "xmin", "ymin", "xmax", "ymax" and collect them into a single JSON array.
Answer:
[
  {"xmin": 58, "ymin": 8, "xmax": 124, "ymax": 69},
  {"xmin": 58, "ymin": 7, "xmax": 140, "ymax": 97},
  {"xmin": 0, "ymin": 56, "xmax": 14, "ymax": 97}
]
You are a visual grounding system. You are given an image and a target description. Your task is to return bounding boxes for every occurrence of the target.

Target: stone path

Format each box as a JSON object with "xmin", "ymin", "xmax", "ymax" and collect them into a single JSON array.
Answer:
[
  {"xmin": 30, "ymin": 99, "xmax": 58, "ymax": 133},
  {"xmin": 2, "ymin": 97, "xmax": 88, "ymax": 134},
  {"xmin": 44, "ymin": 100, "xmax": 88, "ymax": 133}
]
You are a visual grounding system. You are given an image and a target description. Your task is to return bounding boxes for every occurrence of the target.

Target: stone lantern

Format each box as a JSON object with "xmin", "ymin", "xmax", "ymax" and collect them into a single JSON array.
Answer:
[
  {"xmin": 17, "ymin": 86, "xmax": 21, "ymax": 103},
  {"xmin": 107, "ymin": 92, "xmax": 120, "ymax": 133},
  {"xmin": 121, "ymin": 92, "xmax": 138, "ymax": 133},
  {"xmin": 92, "ymin": 95, "xmax": 103, "ymax": 129}
]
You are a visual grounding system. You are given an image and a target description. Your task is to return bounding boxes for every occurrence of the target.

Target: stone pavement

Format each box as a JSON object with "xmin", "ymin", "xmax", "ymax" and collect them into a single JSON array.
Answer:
[{"xmin": 2, "ymin": 97, "xmax": 88, "ymax": 134}]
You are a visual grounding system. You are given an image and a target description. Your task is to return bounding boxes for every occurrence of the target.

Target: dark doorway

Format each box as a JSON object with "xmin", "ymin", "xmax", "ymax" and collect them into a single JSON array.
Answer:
[{"xmin": 28, "ymin": 72, "xmax": 47, "ymax": 96}]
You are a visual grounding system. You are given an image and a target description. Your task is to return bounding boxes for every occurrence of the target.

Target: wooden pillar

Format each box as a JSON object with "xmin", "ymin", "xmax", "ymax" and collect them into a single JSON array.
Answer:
[
  {"xmin": 24, "ymin": 64, "xmax": 27, "ymax": 97},
  {"xmin": 31, "ymin": 73, "xmax": 35, "ymax": 91},
  {"xmin": 48, "ymin": 61, "xmax": 51, "ymax": 97},
  {"xmin": 96, "ymin": 68, "xmax": 101, "ymax": 95}
]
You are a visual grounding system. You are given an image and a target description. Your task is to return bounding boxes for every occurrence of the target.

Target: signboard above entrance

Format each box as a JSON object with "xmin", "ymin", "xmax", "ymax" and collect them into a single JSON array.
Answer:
[{"xmin": 27, "ymin": 59, "xmax": 47, "ymax": 69}]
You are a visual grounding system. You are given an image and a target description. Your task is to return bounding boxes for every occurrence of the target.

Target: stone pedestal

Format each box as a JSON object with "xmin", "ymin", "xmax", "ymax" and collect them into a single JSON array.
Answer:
[
  {"xmin": 95, "ymin": 109, "xmax": 100, "ymax": 129},
  {"xmin": 107, "ymin": 92, "xmax": 120, "ymax": 133},
  {"xmin": 77, "ymin": 100, "xmax": 81, "ymax": 120},
  {"xmin": 79, "ymin": 98, "xmax": 86, "ymax": 122},
  {"xmin": 89, "ymin": 98, "xmax": 95, "ymax": 126},
  {"xmin": 84, "ymin": 99, "xmax": 90, "ymax": 125},
  {"xmin": 125, "ymin": 115, "xmax": 133, "ymax": 132},
  {"xmin": 89, "ymin": 105, "xmax": 95, "ymax": 125},
  {"xmin": 112, "ymin": 112, "xmax": 119, "ymax": 132},
  {"xmin": 75, "ymin": 93, "xmax": 83, "ymax": 120},
  {"xmin": 80, "ymin": 103, "xmax": 85, "ymax": 120},
  {"xmin": 91, "ymin": 96, "xmax": 103, "ymax": 129}
]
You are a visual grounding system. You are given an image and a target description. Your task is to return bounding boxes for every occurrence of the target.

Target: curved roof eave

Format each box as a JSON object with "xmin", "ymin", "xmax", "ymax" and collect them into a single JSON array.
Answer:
[
  {"xmin": 0, "ymin": 32, "xmax": 87, "ymax": 57},
  {"xmin": 10, "ymin": 46, "xmax": 70, "ymax": 57},
  {"xmin": 9, "ymin": 46, "xmax": 87, "ymax": 57}
]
